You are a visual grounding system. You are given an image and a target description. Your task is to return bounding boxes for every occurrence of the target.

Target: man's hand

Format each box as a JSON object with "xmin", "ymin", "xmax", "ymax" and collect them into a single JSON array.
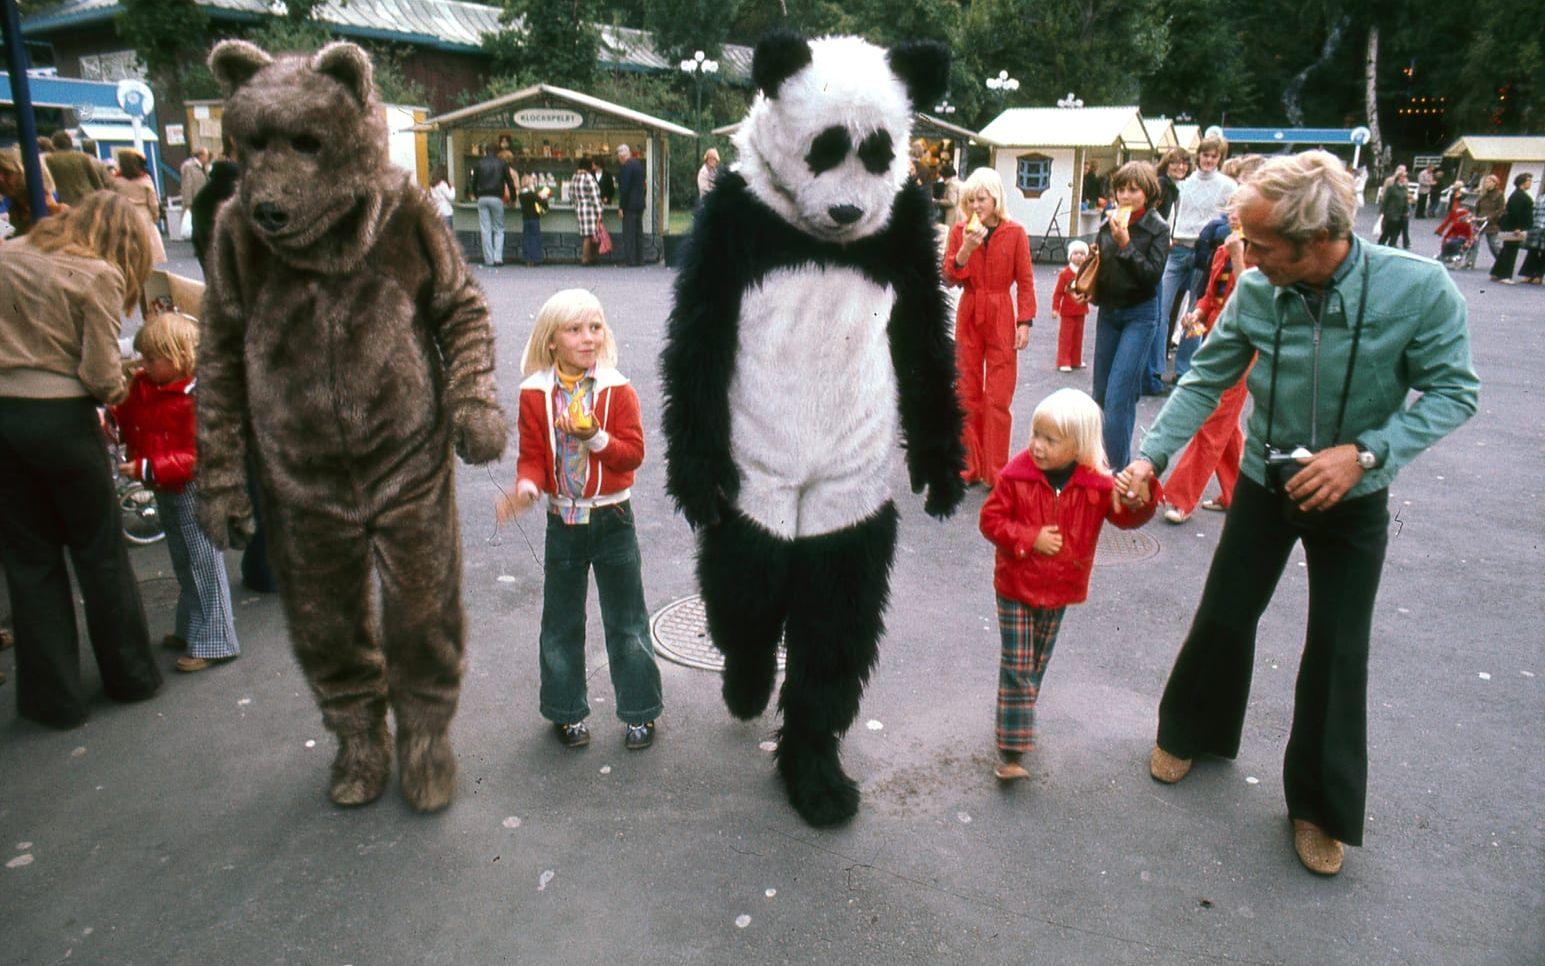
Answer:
[
  {"xmin": 1284, "ymin": 444, "xmax": 1364, "ymax": 512},
  {"xmin": 1114, "ymin": 458, "xmax": 1155, "ymax": 509},
  {"xmin": 1033, "ymin": 525, "xmax": 1063, "ymax": 556}
]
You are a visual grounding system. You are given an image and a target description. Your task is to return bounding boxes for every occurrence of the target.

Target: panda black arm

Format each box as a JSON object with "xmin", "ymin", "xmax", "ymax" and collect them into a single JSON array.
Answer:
[
  {"xmin": 659, "ymin": 177, "xmax": 747, "ymax": 528},
  {"xmin": 885, "ymin": 184, "xmax": 966, "ymax": 519}
]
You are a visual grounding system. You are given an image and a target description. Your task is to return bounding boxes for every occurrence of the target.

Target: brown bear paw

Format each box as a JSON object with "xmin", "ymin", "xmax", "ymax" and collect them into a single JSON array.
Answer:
[
  {"xmin": 398, "ymin": 730, "xmax": 457, "ymax": 813},
  {"xmin": 453, "ymin": 404, "xmax": 509, "ymax": 466},
  {"xmin": 328, "ymin": 727, "xmax": 391, "ymax": 807}
]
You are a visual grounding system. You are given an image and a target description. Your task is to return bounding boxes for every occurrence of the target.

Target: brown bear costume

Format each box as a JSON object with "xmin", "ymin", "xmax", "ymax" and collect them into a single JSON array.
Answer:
[{"xmin": 197, "ymin": 40, "xmax": 507, "ymax": 812}]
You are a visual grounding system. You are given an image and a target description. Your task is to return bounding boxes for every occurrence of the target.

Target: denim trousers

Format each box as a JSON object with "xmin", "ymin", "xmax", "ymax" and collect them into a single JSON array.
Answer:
[
  {"xmin": 521, "ymin": 217, "xmax": 543, "ymax": 265},
  {"xmin": 1092, "ymin": 294, "xmax": 1159, "ymax": 471},
  {"xmin": 476, "ymin": 196, "xmax": 505, "ymax": 265},
  {"xmin": 539, "ymin": 502, "xmax": 663, "ymax": 725},
  {"xmin": 1150, "ymin": 244, "xmax": 1195, "ymax": 389}
]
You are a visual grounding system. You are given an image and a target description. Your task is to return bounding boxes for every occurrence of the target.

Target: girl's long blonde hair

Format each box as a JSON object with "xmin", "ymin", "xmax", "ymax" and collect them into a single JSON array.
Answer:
[
  {"xmin": 26, "ymin": 190, "xmax": 153, "ymax": 313},
  {"xmin": 1031, "ymin": 388, "xmax": 1108, "ymax": 473},
  {"xmin": 520, "ymin": 288, "xmax": 618, "ymax": 376},
  {"xmin": 957, "ymin": 166, "xmax": 1007, "ymax": 221}
]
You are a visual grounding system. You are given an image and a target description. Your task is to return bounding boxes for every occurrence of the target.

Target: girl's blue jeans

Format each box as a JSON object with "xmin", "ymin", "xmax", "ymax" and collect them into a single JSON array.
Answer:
[
  {"xmin": 1093, "ymin": 294, "xmax": 1159, "ymax": 471},
  {"xmin": 539, "ymin": 501, "xmax": 663, "ymax": 726},
  {"xmin": 1150, "ymin": 244, "xmax": 1195, "ymax": 390}
]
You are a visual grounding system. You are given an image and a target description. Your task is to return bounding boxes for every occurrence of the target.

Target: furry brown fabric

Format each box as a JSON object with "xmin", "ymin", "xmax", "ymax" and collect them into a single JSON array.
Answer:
[{"xmin": 198, "ymin": 40, "xmax": 507, "ymax": 812}]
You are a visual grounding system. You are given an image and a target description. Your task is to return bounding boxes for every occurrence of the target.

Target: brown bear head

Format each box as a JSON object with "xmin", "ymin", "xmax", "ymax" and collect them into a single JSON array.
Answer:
[{"xmin": 209, "ymin": 40, "xmax": 401, "ymax": 272}]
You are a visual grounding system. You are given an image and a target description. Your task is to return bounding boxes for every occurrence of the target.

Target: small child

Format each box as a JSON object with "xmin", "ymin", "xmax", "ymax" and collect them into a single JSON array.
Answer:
[
  {"xmin": 978, "ymin": 388, "xmax": 1160, "ymax": 780},
  {"xmin": 112, "ymin": 313, "xmax": 240, "ymax": 672},
  {"xmin": 495, "ymin": 289, "xmax": 663, "ymax": 751},
  {"xmin": 1051, "ymin": 240, "xmax": 1091, "ymax": 371}
]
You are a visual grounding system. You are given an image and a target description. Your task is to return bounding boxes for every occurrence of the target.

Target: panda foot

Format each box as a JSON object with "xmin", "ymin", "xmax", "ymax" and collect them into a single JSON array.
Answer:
[
  {"xmin": 328, "ymin": 724, "xmax": 391, "ymax": 808},
  {"xmin": 721, "ymin": 655, "xmax": 776, "ymax": 720},
  {"xmin": 777, "ymin": 741, "xmax": 860, "ymax": 827},
  {"xmin": 398, "ymin": 729, "xmax": 457, "ymax": 813}
]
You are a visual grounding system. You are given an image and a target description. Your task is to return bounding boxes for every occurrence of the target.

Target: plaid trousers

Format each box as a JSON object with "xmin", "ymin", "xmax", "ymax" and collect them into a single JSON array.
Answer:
[
  {"xmin": 158, "ymin": 485, "xmax": 240, "ymax": 659},
  {"xmin": 995, "ymin": 595, "xmax": 1066, "ymax": 752}
]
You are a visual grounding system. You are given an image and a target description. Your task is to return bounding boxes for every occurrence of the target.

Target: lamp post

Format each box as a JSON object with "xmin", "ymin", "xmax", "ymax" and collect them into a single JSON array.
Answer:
[
  {"xmin": 679, "ymin": 50, "xmax": 719, "ymax": 168},
  {"xmin": 985, "ymin": 70, "xmax": 1020, "ymax": 106},
  {"xmin": 934, "ymin": 100, "xmax": 956, "ymax": 117},
  {"xmin": 1056, "ymin": 91, "xmax": 1084, "ymax": 110}
]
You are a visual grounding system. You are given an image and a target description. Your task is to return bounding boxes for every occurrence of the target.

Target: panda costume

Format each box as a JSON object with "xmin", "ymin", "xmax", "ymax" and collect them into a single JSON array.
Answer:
[{"xmin": 661, "ymin": 32, "xmax": 965, "ymax": 827}]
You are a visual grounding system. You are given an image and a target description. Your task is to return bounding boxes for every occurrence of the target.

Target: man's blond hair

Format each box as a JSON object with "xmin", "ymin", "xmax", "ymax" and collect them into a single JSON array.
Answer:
[{"xmin": 1230, "ymin": 150, "xmax": 1357, "ymax": 245}]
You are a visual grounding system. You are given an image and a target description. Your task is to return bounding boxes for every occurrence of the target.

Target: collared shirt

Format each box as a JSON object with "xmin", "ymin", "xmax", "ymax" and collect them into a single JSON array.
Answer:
[
  {"xmin": 551, "ymin": 368, "xmax": 597, "ymax": 524},
  {"xmin": 1140, "ymin": 236, "xmax": 1479, "ymax": 499}
]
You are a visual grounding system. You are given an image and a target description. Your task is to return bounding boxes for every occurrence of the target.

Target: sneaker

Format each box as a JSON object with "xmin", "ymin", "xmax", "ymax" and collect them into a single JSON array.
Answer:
[
  {"xmin": 625, "ymin": 721, "xmax": 655, "ymax": 750},
  {"xmin": 554, "ymin": 721, "xmax": 590, "ymax": 748},
  {"xmin": 1163, "ymin": 505, "xmax": 1191, "ymax": 525},
  {"xmin": 1058, "ymin": 365, "xmax": 1073, "ymax": 373},
  {"xmin": 993, "ymin": 759, "xmax": 1029, "ymax": 781},
  {"xmin": 1200, "ymin": 498, "xmax": 1227, "ymax": 512}
]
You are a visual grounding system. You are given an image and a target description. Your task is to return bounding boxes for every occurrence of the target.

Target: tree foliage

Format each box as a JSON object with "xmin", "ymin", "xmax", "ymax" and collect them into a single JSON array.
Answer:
[{"xmin": 482, "ymin": 0, "xmax": 602, "ymax": 90}]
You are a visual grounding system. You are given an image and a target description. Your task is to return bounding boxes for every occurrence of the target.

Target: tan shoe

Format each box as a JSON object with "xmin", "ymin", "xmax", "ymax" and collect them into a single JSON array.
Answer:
[
  {"xmin": 1292, "ymin": 819, "xmax": 1344, "ymax": 875},
  {"xmin": 994, "ymin": 760, "xmax": 1030, "ymax": 781},
  {"xmin": 1149, "ymin": 745, "xmax": 1192, "ymax": 783}
]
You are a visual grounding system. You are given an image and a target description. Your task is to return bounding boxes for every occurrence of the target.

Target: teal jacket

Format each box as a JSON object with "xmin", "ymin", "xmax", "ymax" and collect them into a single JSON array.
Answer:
[{"xmin": 1139, "ymin": 238, "xmax": 1479, "ymax": 499}]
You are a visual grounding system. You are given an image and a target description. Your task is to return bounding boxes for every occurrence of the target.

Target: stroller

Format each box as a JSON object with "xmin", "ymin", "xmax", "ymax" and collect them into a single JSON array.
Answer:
[{"xmin": 1437, "ymin": 207, "xmax": 1484, "ymax": 270}]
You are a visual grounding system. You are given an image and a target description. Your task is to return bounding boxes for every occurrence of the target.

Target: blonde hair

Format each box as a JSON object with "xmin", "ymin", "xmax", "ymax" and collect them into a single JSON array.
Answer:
[
  {"xmin": 520, "ymin": 288, "xmax": 618, "ymax": 376},
  {"xmin": 1031, "ymin": 388, "xmax": 1108, "ymax": 472},
  {"xmin": 1066, "ymin": 239, "xmax": 1089, "ymax": 264},
  {"xmin": 27, "ymin": 191, "xmax": 154, "ymax": 312},
  {"xmin": 1231, "ymin": 149, "xmax": 1357, "ymax": 244},
  {"xmin": 957, "ymin": 166, "xmax": 1006, "ymax": 220},
  {"xmin": 134, "ymin": 311, "xmax": 200, "ymax": 376},
  {"xmin": 0, "ymin": 146, "xmax": 58, "ymax": 195}
]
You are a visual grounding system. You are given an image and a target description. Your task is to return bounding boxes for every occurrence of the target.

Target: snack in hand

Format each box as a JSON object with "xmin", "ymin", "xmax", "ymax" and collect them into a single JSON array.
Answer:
[
  {"xmin": 1112, "ymin": 205, "xmax": 1133, "ymax": 229},
  {"xmin": 966, "ymin": 213, "xmax": 982, "ymax": 233},
  {"xmin": 567, "ymin": 396, "xmax": 594, "ymax": 432}
]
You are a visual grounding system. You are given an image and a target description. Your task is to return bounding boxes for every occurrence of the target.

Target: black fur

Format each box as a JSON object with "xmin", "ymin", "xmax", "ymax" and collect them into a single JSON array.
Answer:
[
  {"xmin": 659, "ymin": 171, "xmax": 965, "ymax": 530},
  {"xmin": 751, "ymin": 30, "xmax": 813, "ymax": 98},
  {"xmin": 886, "ymin": 41, "xmax": 951, "ymax": 109},
  {"xmin": 856, "ymin": 130, "xmax": 895, "ymax": 175},
  {"xmin": 805, "ymin": 125, "xmax": 852, "ymax": 175},
  {"xmin": 699, "ymin": 507, "xmax": 792, "ymax": 720}
]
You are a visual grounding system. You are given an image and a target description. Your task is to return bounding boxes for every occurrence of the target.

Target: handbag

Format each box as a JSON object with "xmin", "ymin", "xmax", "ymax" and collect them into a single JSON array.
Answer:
[
  {"xmin": 594, "ymin": 221, "xmax": 613, "ymax": 255},
  {"xmin": 1070, "ymin": 246, "xmax": 1100, "ymax": 302}
]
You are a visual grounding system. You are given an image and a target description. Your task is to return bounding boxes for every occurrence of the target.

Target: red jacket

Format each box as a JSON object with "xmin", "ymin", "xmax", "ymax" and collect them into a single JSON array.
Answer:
[
  {"xmin": 516, "ymin": 366, "xmax": 643, "ymax": 503},
  {"xmin": 979, "ymin": 452, "xmax": 1160, "ymax": 608},
  {"xmin": 943, "ymin": 218, "xmax": 1037, "ymax": 329},
  {"xmin": 1050, "ymin": 265, "xmax": 1088, "ymax": 319},
  {"xmin": 111, "ymin": 372, "xmax": 197, "ymax": 492},
  {"xmin": 1193, "ymin": 243, "xmax": 1239, "ymax": 331}
]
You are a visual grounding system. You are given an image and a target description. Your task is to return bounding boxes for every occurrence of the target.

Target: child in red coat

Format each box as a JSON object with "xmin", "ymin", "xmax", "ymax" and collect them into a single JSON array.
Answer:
[
  {"xmin": 1051, "ymin": 240, "xmax": 1091, "ymax": 371},
  {"xmin": 112, "ymin": 313, "xmax": 240, "ymax": 672},
  {"xmin": 495, "ymin": 289, "xmax": 662, "ymax": 751},
  {"xmin": 978, "ymin": 388, "xmax": 1159, "ymax": 780}
]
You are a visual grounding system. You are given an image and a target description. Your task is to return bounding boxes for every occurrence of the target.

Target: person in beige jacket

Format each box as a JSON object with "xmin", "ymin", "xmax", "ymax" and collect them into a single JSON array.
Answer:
[
  {"xmin": 0, "ymin": 191, "xmax": 162, "ymax": 728},
  {"xmin": 110, "ymin": 149, "xmax": 166, "ymax": 263}
]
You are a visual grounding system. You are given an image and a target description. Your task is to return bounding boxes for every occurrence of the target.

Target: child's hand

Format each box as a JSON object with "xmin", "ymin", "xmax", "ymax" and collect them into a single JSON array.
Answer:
[
  {"xmin": 494, "ymin": 480, "xmax": 540, "ymax": 523},
  {"xmin": 1033, "ymin": 525, "xmax": 1063, "ymax": 556},
  {"xmin": 118, "ymin": 461, "xmax": 137, "ymax": 479},
  {"xmin": 554, "ymin": 411, "xmax": 598, "ymax": 441}
]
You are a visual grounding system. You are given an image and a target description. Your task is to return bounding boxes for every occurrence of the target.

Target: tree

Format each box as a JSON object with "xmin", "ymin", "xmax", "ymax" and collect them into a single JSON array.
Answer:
[
  {"xmin": 482, "ymin": 0, "xmax": 602, "ymax": 90},
  {"xmin": 1140, "ymin": 0, "xmax": 1255, "ymax": 124},
  {"xmin": 1455, "ymin": 0, "xmax": 1544, "ymax": 132},
  {"xmin": 641, "ymin": 0, "xmax": 741, "ymax": 63}
]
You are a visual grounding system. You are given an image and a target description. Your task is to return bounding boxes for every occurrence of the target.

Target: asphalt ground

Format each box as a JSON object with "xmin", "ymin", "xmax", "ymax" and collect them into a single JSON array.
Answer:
[{"xmin": 1, "ymin": 210, "xmax": 1541, "ymax": 964}]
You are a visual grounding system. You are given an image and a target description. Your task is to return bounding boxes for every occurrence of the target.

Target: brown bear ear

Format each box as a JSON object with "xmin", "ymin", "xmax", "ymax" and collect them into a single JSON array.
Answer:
[
  {"xmin": 208, "ymin": 40, "xmax": 273, "ymax": 96},
  {"xmin": 311, "ymin": 42, "xmax": 374, "ymax": 107}
]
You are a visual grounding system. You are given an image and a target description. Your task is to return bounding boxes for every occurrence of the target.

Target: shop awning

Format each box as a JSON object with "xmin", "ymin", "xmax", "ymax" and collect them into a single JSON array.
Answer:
[
  {"xmin": 414, "ymin": 84, "xmax": 695, "ymax": 137},
  {"xmin": 1443, "ymin": 135, "xmax": 1545, "ymax": 163},
  {"xmin": 1220, "ymin": 127, "xmax": 1359, "ymax": 145},
  {"xmin": 80, "ymin": 121, "xmax": 159, "ymax": 143},
  {"xmin": 978, "ymin": 106, "xmax": 1153, "ymax": 153},
  {"xmin": 1142, "ymin": 116, "xmax": 1178, "ymax": 153}
]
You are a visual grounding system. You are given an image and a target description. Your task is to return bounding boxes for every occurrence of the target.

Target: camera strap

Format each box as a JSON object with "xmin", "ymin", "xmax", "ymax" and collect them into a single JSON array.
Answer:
[{"xmin": 1264, "ymin": 252, "xmax": 1370, "ymax": 452}]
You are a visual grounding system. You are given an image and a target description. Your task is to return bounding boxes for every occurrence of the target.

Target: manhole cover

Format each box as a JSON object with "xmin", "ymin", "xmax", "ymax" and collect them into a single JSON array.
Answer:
[
  {"xmin": 1094, "ymin": 528, "xmax": 1160, "ymax": 565},
  {"xmin": 650, "ymin": 594, "xmax": 786, "ymax": 673}
]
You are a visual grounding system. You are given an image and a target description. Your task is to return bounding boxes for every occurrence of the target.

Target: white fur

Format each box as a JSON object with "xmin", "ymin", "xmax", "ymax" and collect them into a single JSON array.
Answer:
[
  {"xmin": 734, "ymin": 36, "xmax": 915, "ymax": 243},
  {"xmin": 729, "ymin": 265, "xmax": 898, "ymax": 539}
]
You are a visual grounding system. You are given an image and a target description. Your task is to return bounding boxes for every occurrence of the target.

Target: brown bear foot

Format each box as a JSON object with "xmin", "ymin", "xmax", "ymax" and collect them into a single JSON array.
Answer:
[
  {"xmin": 398, "ymin": 729, "xmax": 456, "ymax": 813},
  {"xmin": 329, "ymin": 724, "xmax": 391, "ymax": 807}
]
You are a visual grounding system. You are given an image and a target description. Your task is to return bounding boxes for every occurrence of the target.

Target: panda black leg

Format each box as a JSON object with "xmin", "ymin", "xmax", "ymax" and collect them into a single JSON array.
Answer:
[
  {"xmin": 775, "ymin": 503, "xmax": 898, "ymax": 827},
  {"xmin": 699, "ymin": 507, "xmax": 792, "ymax": 720}
]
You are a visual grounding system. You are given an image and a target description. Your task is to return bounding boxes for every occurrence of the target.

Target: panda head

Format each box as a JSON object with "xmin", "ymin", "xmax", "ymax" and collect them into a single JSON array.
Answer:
[{"xmin": 734, "ymin": 32, "xmax": 949, "ymax": 244}]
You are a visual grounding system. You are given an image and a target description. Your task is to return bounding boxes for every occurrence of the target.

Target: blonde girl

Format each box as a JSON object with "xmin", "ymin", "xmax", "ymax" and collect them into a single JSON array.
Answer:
[
  {"xmin": 978, "ymin": 388, "xmax": 1160, "ymax": 780},
  {"xmin": 496, "ymin": 289, "xmax": 662, "ymax": 750}
]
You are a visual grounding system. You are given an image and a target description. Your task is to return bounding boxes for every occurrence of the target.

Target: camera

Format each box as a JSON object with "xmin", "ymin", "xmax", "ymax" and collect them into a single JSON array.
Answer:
[{"xmin": 1264, "ymin": 445, "xmax": 1313, "ymax": 492}]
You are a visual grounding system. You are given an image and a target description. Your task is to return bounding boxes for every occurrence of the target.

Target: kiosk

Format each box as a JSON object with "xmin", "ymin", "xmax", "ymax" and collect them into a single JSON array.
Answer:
[{"xmin": 415, "ymin": 84, "xmax": 694, "ymax": 264}]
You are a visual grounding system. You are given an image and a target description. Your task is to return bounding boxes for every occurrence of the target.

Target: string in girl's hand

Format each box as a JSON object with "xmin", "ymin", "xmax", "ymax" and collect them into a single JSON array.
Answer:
[{"xmin": 485, "ymin": 464, "xmax": 541, "ymax": 570}]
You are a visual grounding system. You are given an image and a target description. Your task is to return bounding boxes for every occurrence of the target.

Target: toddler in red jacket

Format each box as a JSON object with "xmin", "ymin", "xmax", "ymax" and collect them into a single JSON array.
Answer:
[
  {"xmin": 495, "ymin": 289, "xmax": 662, "ymax": 752},
  {"xmin": 1051, "ymin": 240, "xmax": 1091, "ymax": 371},
  {"xmin": 112, "ymin": 313, "xmax": 240, "ymax": 672},
  {"xmin": 978, "ymin": 388, "xmax": 1159, "ymax": 780}
]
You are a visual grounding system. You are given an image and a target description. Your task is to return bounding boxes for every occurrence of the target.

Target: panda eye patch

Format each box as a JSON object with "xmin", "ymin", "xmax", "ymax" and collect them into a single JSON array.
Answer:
[
  {"xmin": 805, "ymin": 126, "xmax": 852, "ymax": 175},
  {"xmin": 856, "ymin": 130, "xmax": 894, "ymax": 174}
]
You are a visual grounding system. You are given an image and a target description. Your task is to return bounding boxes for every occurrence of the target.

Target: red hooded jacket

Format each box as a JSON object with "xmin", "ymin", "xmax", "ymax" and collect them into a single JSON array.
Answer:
[
  {"xmin": 111, "ymin": 372, "xmax": 197, "ymax": 491},
  {"xmin": 979, "ymin": 452, "xmax": 1161, "ymax": 607},
  {"xmin": 516, "ymin": 366, "xmax": 643, "ymax": 503}
]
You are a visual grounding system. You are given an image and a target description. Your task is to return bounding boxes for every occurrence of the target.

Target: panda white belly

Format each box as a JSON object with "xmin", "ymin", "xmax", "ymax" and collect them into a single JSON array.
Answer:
[{"xmin": 728, "ymin": 264, "xmax": 898, "ymax": 539}]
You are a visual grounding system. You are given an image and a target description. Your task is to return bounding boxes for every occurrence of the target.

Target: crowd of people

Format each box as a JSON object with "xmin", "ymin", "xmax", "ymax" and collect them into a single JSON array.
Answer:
[{"xmin": 0, "ymin": 127, "xmax": 1489, "ymax": 876}]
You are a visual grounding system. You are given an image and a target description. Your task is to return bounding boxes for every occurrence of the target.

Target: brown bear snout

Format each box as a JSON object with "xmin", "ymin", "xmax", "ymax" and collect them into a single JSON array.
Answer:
[{"xmin": 252, "ymin": 202, "xmax": 289, "ymax": 233}]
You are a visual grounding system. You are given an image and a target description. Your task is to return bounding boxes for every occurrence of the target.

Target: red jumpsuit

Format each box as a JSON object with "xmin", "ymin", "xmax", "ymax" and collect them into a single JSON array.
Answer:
[
  {"xmin": 1163, "ymin": 243, "xmax": 1252, "ymax": 514},
  {"xmin": 1050, "ymin": 264, "xmax": 1089, "ymax": 369},
  {"xmin": 943, "ymin": 218, "xmax": 1036, "ymax": 488}
]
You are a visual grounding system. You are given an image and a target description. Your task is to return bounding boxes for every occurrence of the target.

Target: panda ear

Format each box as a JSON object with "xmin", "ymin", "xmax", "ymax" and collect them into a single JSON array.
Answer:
[
  {"xmin": 208, "ymin": 40, "xmax": 273, "ymax": 96},
  {"xmin": 752, "ymin": 30, "xmax": 813, "ymax": 99},
  {"xmin": 312, "ymin": 41, "xmax": 375, "ymax": 107},
  {"xmin": 887, "ymin": 41, "xmax": 951, "ymax": 110}
]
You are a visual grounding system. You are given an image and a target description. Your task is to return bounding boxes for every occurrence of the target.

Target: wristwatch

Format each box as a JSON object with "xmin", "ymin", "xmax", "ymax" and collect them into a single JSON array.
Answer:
[{"xmin": 1354, "ymin": 441, "xmax": 1378, "ymax": 470}]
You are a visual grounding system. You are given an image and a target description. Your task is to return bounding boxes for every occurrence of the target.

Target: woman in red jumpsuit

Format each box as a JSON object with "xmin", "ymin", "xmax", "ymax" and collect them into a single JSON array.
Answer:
[{"xmin": 944, "ymin": 167, "xmax": 1036, "ymax": 488}]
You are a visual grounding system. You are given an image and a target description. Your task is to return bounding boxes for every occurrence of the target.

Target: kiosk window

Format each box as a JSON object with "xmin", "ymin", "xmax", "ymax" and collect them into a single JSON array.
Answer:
[{"xmin": 1016, "ymin": 155, "xmax": 1052, "ymax": 193}]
